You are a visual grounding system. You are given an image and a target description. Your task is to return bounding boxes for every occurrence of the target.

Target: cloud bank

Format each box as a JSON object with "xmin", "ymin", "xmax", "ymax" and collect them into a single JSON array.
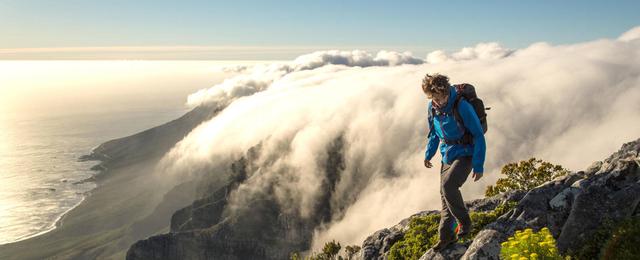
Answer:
[
  {"xmin": 426, "ymin": 42, "xmax": 514, "ymax": 64},
  {"xmin": 185, "ymin": 50, "xmax": 423, "ymax": 108},
  {"xmin": 163, "ymin": 26, "xmax": 640, "ymax": 251}
]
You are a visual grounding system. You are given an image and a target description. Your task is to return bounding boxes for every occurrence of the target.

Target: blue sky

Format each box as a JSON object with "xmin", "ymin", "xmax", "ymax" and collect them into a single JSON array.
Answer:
[{"xmin": 1, "ymin": 0, "xmax": 639, "ymax": 59}]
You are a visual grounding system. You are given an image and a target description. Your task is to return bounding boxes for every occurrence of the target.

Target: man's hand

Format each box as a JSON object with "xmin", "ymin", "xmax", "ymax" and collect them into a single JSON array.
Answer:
[
  {"xmin": 472, "ymin": 172, "xmax": 483, "ymax": 181},
  {"xmin": 424, "ymin": 159, "xmax": 433, "ymax": 168}
]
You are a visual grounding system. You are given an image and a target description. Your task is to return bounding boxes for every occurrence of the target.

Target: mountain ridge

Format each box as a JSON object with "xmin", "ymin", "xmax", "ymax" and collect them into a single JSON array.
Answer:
[{"xmin": 361, "ymin": 137, "xmax": 640, "ymax": 260}]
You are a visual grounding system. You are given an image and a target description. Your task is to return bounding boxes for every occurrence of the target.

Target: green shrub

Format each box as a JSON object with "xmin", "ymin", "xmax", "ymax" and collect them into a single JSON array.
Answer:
[
  {"xmin": 290, "ymin": 241, "xmax": 361, "ymax": 260},
  {"xmin": 388, "ymin": 201, "xmax": 518, "ymax": 260},
  {"xmin": 387, "ymin": 214, "xmax": 440, "ymax": 260},
  {"xmin": 485, "ymin": 158, "xmax": 570, "ymax": 197},
  {"xmin": 305, "ymin": 240, "xmax": 341, "ymax": 260},
  {"xmin": 500, "ymin": 227, "xmax": 565, "ymax": 260},
  {"xmin": 460, "ymin": 201, "xmax": 518, "ymax": 243},
  {"xmin": 344, "ymin": 245, "xmax": 361, "ymax": 260}
]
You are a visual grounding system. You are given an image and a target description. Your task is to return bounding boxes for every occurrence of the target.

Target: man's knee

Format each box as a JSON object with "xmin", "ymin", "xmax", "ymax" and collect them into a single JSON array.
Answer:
[{"xmin": 441, "ymin": 177, "xmax": 460, "ymax": 192}]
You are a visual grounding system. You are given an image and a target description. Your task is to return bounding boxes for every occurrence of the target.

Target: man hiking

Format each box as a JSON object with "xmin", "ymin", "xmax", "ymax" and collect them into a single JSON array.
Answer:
[{"xmin": 422, "ymin": 73, "xmax": 486, "ymax": 251}]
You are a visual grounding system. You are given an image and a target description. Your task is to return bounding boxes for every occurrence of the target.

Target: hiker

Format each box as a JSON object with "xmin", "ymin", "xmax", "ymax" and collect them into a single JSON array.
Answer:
[{"xmin": 422, "ymin": 73, "xmax": 486, "ymax": 251}]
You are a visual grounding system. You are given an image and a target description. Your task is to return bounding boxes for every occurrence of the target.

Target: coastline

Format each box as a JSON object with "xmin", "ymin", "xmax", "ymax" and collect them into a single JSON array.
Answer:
[
  {"xmin": 0, "ymin": 156, "xmax": 171, "ymax": 259},
  {"xmin": 0, "ymin": 105, "xmax": 220, "ymax": 259},
  {"xmin": 0, "ymin": 154, "xmax": 101, "ymax": 247},
  {"xmin": 3, "ymin": 194, "xmax": 88, "ymax": 246},
  {"xmin": 1, "ymin": 144, "xmax": 111, "ymax": 246}
]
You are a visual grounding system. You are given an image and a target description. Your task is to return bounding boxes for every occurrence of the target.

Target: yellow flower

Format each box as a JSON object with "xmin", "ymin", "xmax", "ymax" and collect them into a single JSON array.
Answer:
[
  {"xmin": 519, "ymin": 257, "xmax": 527, "ymax": 260},
  {"xmin": 511, "ymin": 253, "xmax": 520, "ymax": 258},
  {"xmin": 525, "ymin": 228, "xmax": 533, "ymax": 233},
  {"xmin": 501, "ymin": 242, "xmax": 508, "ymax": 247},
  {"xmin": 521, "ymin": 235, "xmax": 530, "ymax": 240},
  {"xmin": 541, "ymin": 227, "xmax": 549, "ymax": 232}
]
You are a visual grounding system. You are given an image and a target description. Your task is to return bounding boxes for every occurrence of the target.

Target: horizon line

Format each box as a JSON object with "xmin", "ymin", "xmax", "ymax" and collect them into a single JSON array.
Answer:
[{"xmin": 0, "ymin": 45, "xmax": 440, "ymax": 60}]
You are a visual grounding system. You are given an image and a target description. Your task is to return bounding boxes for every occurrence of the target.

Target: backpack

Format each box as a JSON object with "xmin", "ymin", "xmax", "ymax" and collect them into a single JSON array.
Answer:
[{"xmin": 428, "ymin": 83, "xmax": 489, "ymax": 145}]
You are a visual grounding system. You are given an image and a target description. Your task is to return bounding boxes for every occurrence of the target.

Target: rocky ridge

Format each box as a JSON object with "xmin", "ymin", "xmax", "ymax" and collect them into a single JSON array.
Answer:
[
  {"xmin": 126, "ymin": 138, "xmax": 348, "ymax": 259},
  {"xmin": 360, "ymin": 137, "xmax": 640, "ymax": 260}
]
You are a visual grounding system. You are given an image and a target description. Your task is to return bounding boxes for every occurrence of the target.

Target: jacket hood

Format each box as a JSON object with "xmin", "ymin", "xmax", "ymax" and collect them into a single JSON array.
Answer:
[{"xmin": 441, "ymin": 85, "xmax": 457, "ymax": 112}]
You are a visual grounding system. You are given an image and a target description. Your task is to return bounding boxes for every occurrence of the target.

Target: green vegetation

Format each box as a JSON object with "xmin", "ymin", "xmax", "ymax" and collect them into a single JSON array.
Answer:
[
  {"xmin": 458, "ymin": 201, "xmax": 519, "ymax": 243},
  {"xmin": 344, "ymin": 245, "xmax": 361, "ymax": 260},
  {"xmin": 387, "ymin": 201, "xmax": 518, "ymax": 260},
  {"xmin": 387, "ymin": 214, "xmax": 440, "ymax": 260},
  {"xmin": 290, "ymin": 241, "xmax": 361, "ymax": 260},
  {"xmin": 500, "ymin": 227, "xmax": 566, "ymax": 260},
  {"xmin": 567, "ymin": 216, "xmax": 640, "ymax": 260},
  {"xmin": 485, "ymin": 158, "xmax": 570, "ymax": 197}
]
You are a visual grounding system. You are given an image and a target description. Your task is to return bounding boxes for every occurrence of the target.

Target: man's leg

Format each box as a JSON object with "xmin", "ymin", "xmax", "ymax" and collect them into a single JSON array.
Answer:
[
  {"xmin": 438, "ymin": 184, "xmax": 458, "ymax": 242},
  {"xmin": 441, "ymin": 156, "xmax": 473, "ymax": 232},
  {"xmin": 437, "ymin": 161, "xmax": 459, "ymax": 243}
]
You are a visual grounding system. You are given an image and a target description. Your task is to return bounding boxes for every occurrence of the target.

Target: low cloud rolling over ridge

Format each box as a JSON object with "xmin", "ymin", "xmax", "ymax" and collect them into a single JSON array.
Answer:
[{"xmin": 160, "ymin": 26, "xmax": 640, "ymax": 250}]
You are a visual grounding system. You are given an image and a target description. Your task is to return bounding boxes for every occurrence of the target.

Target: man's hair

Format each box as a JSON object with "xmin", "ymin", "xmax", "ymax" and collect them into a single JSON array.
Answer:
[{"xmin": 421, "ymin": 73, "xmax": 450, "ymax": 97}]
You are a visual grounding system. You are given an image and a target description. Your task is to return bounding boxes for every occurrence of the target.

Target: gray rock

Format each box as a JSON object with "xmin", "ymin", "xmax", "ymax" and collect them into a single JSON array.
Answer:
[
  {"xmin": 361, "ymin": 228, "xmax": 402, "ymax": 260},
  {"xmin": 419, "ymin": 243, "xmax": 468, "ymax": 260},
  {"xmin": 460, "ymin": 229, "xmax": 505, "ymax": 260},
  {"xmin": 557, "ymin": 173, "xmax": 640, "ymax": 253}
]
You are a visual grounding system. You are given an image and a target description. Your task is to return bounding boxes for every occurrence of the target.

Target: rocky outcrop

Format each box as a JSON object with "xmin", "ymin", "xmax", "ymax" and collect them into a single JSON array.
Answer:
[
  {"xmin": 127, "ymin": 198, "xmax": 310, "ymax": 260},
  {"xmin": 126, "ymin": 137, "xmax": 348, "ymax": 260},
  {"xmin": 360, "ymin": 137, "xmax": 640, "ymax": 260},
  {"xmin": 419, "ymin": 243, "xmax": 468, "ymax": 260},
  {"xmin": 361, "ymin": 190, "xmax": 526, "ymax": 260}
]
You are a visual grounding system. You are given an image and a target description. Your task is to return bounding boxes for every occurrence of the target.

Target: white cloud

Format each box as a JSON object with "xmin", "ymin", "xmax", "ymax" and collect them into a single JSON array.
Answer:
[
  {"xmin": 162, "ymin": 26, "xmax": 640, "ymax": 252},
  {"xmin": 185, "ymin": 50, "xmax": 424, "ymax": 108},
  {"xmin": 426, "ymin": 42, "xmax": 513, "ymax": 64},
  {"xmin": 618, "ymin": 26, "xmax": 640, "ymax": 42}
]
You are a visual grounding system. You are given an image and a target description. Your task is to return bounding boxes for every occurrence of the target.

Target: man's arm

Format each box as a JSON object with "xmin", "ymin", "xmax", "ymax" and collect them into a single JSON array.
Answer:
[
  {"xmin": 459, "ymin": 100, "xmax": 486, "ymax": 173},
  {"xmin": 425, "ymin": 102, "xmax": 440, "ymax": 161}
]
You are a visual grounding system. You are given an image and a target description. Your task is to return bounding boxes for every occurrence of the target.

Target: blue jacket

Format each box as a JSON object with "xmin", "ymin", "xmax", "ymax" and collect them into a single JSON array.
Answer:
[{"xmin": 425, "ymin": 85, "xmax": 486, "ymax": 173}]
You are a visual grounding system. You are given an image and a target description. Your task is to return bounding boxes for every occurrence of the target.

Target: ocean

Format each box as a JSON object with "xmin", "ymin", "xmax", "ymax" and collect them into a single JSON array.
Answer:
[{"xmin": 0, "ymin": 60, "xmax": 261, "ymax": 245}]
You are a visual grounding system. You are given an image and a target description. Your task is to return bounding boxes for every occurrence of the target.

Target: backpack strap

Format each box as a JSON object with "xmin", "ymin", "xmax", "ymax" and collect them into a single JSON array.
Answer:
[
  {"xmin": 430, "ymin": 88, "xmax": 473, "ymax": 145},
  {"xmin": 454, "ymin": 84, "xmax": 464, "ymax": 93},
  {"xmin": 428, "ymin": 101, "xmax": 435, "ymax": 132},
  {"xmin": 451, "ymin": 93, "xmax": 474, "ymax": 145}
]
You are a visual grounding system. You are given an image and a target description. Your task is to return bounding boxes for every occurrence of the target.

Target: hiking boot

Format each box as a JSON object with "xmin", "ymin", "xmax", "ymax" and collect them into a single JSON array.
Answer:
[
  {"xmin": 457, "ymin": 225, "xmax": 472, "ymax": 238},
  {"xmin": 431, "ymin": 237, "xmax": 458, "ymax": 252}
]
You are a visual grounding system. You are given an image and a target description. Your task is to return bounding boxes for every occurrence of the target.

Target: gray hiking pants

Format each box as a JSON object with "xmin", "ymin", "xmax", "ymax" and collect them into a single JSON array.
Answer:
[{"xmin": 438, "ymin": 156, "xmax": 473, "ymax": 241}]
